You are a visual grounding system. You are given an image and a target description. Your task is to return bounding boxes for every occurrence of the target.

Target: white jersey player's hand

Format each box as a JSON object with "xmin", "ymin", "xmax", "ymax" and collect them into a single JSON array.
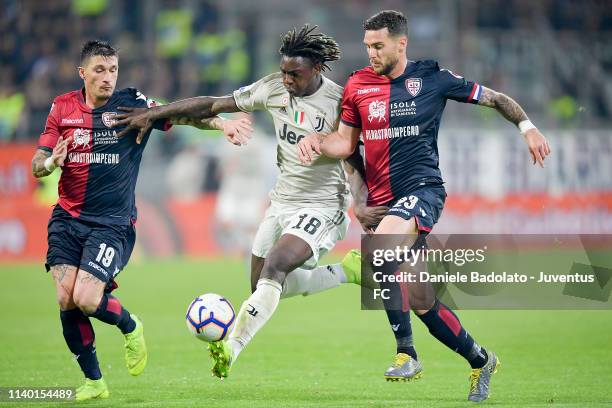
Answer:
[
  {"xmin": 221, "ymin": 118, "xmax": 253, "ymax": 146},
  {"xmin": 523, "ymin": 128, "xmax": 551, "ymax": 168},
  {"xmin": 114, "ymin": 107, "xmax": 154, "ymax": 144},
  {"xmin": 354, "ymin": 204, "xmax": 389, "ymax": 234},
  {"xmin": 297, "ymin": 133, "xmax": 323, "ymax": 165},
  {"xmin": 52, "ymin": 135, "xmax": 73, "ymax": 167}
]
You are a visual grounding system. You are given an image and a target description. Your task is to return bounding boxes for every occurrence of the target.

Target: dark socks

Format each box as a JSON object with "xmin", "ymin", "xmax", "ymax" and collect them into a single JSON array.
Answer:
[
  {"xmin": 60, "ymin": 309, "xmax": 101, "ymax": 380},
  {"xmin": 378, "ymin": 258, "xmax": 418, "ymax": 360},
  {"xmin": 90, "ymin": 294, "xmax": 136, "ymax": 335},
  {"xmin": 396, "ymin": 333, "xmax": 418, "ymax": 360},
  {"xmin": 417, "ymin": 300, "xmax": 488, "ymax": 369}
]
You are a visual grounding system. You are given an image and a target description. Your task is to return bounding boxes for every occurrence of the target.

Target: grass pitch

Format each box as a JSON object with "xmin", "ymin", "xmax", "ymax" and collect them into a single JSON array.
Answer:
[{"xmin": 1, "ymin": 258, "xmax": 611, "ymax": 407}]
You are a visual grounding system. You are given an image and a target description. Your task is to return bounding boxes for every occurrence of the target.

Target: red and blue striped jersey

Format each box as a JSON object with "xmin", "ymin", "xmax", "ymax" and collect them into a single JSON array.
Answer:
[
  {"xmin": 340, "ymin": 60, "xmax": 482, "ymax": 206},
  {"xmin": 38, "ymin": 87, "xmax": 171, "ymax": 225}
]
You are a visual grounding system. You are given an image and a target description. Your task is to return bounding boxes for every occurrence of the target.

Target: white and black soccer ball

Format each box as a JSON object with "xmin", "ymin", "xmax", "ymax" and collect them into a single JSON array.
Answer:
[{"xmin": 186, "ymin": 293, "xmax": 236, "ymax": 342}]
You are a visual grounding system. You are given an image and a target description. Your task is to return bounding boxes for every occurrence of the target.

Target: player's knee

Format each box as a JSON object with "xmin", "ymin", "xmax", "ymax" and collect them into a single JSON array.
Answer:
[
  {"xmin": 56, "ymin": 291, "xmax": 76, "ymax": 311},
  {"xmin": 263, "ymin": 251, "xmax": 292, "ymax": 275},
  {"xmin": 260, "ymin": 252, "xmax": 292, "ymax": 283},
  {"xmin": 73, "ymin": 290, "xmax": 101, "ymax": 315}
]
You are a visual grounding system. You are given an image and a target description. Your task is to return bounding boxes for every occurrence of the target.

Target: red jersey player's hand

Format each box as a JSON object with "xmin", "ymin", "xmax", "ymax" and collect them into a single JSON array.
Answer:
[
  {"xmin": 221, "ymin": 118, "xmax": 254, "ymax": 146},
  {"xmin": 354, "ymin": 204, "xmax": 389, "ymax": 234},
  {"xmin": 52, "ymin": 135, "xmax": 73, "ymax": 167},
  {"xmin": 524, "ymin": 128, "xmax": 551, "ymax": 168},
  {"xmin": 297, "ymin": 133, "xmax": 323, "ymax": 165},
  {"xmin": 114, "ymin": 107, "xmax": 153, "ymax": 144}
]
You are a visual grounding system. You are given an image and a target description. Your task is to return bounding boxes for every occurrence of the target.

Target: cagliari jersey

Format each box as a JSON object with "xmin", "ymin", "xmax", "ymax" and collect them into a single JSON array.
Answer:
[
  {"xmin": 38, "ymin": 87, "xmax": 170, "ymax": 225},
  {"xmin": 340, "ymin": 60, "xmax": 483, "ymax": 206},
  {"xmin": 233, "ymin": 72, "xmax": 348, "ymax": 209}
]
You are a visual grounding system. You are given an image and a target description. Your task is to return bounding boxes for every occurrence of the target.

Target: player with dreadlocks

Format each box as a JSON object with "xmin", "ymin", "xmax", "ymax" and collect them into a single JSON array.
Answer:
[{"xmin": 114, "ymin": 25, "xmax": 387, "ymax": 378}]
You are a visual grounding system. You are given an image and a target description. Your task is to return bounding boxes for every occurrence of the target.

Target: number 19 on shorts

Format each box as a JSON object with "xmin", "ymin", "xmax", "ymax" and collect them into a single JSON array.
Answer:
[{"xmin": 96, "ymin": 243, "xmax": 116, "ymax": 267}]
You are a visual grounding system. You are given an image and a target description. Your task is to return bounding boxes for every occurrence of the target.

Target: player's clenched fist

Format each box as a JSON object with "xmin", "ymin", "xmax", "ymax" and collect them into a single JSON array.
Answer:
[{"xmin": 297, "ymin": 133, "xmax": 324, "ymax": 165}]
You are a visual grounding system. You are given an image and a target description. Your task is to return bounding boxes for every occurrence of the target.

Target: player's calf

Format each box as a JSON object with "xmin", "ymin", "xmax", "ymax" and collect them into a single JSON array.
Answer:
[
  {"xmin": 73, "ymin": 270, "xmax": 137, "ymax": 333},
  {"xmin": 90, "ymin": 293, "xmax": 137, "ymax": 334},
  {"xmin": 416, "ymin": 300, "xmax": 489, "ymax": 370},
  {"xmin": 60, "ymin": 308, "xmax": 102, "ymax": 381}
]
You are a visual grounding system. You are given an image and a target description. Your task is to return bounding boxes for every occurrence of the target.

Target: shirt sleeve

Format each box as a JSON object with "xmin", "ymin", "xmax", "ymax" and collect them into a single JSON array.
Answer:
[
  {"xmin": 146, "ymin": 99, "xmax": 172, "ymax": 131},
  {"xmin": 37, "ymin": 101, "xmax": 61, "ymax": 151},
  {"xmin": 129, "ymin": 89, "xmax": 173, "ymax": 131},
  {"xmin": 437, "ymin": 68, "xmax": 482, "ymax": 104},
  {"xmin": 232, "ymin": 74, "xmax": 274, "ymax": 112},
  {"xmin": 340, "ymin": 77, "xmax": 362, "ymax": 128}
]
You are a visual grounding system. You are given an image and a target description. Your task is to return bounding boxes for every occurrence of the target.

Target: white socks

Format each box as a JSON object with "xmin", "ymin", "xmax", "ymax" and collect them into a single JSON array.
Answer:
[
  {"xmin": 281, "ymin": 263, "xmax": 346, "ymax": 298},
  {"xmin": 227, "ymin": 264, "xmax": 349, "ymax": 363},
  {"xmin": 228, "ymin": 278, "xmax": 282, "ymax": 361}
]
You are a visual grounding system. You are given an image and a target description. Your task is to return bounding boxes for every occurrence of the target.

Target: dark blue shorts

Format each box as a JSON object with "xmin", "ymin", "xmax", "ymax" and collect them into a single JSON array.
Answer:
[
  {"xmin": 386, "ymin": 183, "xmax": 446, "ymax": 232},
  {"xmin": 45, "ymin": 205, "xmax": 136, "ymax": 283}
]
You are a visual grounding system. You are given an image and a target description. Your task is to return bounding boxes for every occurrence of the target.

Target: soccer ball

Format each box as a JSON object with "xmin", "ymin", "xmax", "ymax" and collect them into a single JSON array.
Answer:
[{"xmin": 185, "ymin": 293, "xmax": 236, "ymax": 342}]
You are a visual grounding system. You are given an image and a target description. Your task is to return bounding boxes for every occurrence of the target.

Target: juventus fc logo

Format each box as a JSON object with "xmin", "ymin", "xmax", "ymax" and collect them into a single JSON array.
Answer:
[
  {"xmin": 247, "ymin": 304, "xmax": 259, "ymax": 317},
  {"xmin": 314, "ymin": 116, "xmax": 325, "ymax": 132}
]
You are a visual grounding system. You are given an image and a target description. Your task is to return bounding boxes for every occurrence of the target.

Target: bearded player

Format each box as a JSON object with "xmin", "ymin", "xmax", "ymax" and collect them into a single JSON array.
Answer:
[{"xmin": 299, "ymin": 10, "xmax": 551, "ymax": 402}]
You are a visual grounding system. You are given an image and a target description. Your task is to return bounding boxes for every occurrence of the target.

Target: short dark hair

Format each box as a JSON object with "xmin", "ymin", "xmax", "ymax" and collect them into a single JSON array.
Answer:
[
  {"xmin": 80, "ymin": 40, "xmax": 117, "ymax": 64},
  {"xmin": 279, "ymin": 25, "xmax": 341, "ymax": 71},
  {"xmin": 363, "ymin": 10, "xmax": 408, "ymax": 37}
]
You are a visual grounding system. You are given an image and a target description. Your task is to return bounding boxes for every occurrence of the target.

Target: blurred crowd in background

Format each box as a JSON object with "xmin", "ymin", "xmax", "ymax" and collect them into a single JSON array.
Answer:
[
  {"xmin": 1, "ymin": 0, "xmax": 611, "ymax": 142},
  {"xmin": 1, "ymin": 1, "xmax": 611, "ymax": 258}
]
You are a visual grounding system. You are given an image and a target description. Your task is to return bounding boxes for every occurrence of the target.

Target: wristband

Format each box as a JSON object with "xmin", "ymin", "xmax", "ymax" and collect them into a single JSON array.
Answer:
[
  {"xmin": 518, "ymin": 120, "xmax": 536, "ymax": 135},
  {"xmin": 44, "ymin": 156, "xmax": 57, "ymax": 172}
]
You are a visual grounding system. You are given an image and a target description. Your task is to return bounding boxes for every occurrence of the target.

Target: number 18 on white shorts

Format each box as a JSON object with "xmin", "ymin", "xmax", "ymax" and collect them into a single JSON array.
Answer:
[{"xmin": 251, "ymin": 201, "xmax": 349, "ymax": 269}]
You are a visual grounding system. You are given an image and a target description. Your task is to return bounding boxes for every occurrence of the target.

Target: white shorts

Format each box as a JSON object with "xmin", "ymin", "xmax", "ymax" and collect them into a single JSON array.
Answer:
[{"xmin": 251, "ymin": 200, "xmax": 350, "ymax": 269}]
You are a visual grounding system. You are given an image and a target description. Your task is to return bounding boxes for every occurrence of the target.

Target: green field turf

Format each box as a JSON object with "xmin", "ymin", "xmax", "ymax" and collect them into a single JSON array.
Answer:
[{"xmin": 1, "ymin": 258, "xmax": 611, "ymax": 407}]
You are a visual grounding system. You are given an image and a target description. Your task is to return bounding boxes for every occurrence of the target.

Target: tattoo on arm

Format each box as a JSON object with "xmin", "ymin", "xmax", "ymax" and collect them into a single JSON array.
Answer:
[
  {"xmin": 170, "ymin": 116, "xmax": 223, "ymax": 130},
  {"xmin": 199, "ymin": 116, "xmax": 223, "ymax": 130},
  {"xmin": 32, "ymin": 149, "xmax": 52, "ymax": 178},
  {"xmin": 478, "ymin": 87, "xmax": 528, "ymax": 126}
]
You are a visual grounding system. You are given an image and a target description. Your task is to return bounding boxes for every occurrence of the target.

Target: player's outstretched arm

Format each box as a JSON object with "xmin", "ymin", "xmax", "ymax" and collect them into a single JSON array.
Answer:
[
  {"xmin": 298, "ymin": 122, "xmax": 361, "ymax": 164},
  {"xmin": 478, "ymin": 87, "xmax": 551, "ymax": 167},
  {"xmin": 172, "ymin": 116, "xmax": 254, "ymax": 146},
  {"xmin": 343, "ymin": 153, "xmax": 388, "ymax": 233},
  {"xmin": 31, "ymin": 136, "xmax": 73, "ymax": 178},
  {"xmin": 114, "ymin": 95, "xmax": 241, "ymax": 142}
]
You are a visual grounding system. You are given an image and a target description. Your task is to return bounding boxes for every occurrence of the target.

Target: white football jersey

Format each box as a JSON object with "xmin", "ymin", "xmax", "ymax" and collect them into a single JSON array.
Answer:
[{"xmin": 233, "ymin": 73, "xmax": 348, "ymax": 208}]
